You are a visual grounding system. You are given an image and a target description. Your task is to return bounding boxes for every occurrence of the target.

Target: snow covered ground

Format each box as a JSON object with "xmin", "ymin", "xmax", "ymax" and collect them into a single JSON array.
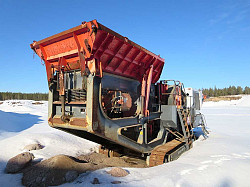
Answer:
[
  {"xmin": 0, "ymin": 101, "xmax": 97, "ymax": 186},
  {"xmin": 0, "ymin": 96, "xmax": 250, "ymax": 186}
]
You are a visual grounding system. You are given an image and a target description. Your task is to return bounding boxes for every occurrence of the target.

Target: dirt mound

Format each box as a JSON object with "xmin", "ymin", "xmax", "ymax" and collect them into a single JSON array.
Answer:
[
  {"xmin": 22, "ymin": 153, "xmax": 147, "ymax": 186},
  {"xmin": 78, "ymin": 152, "xmax": 147, "ymax": 168},
  {"xmin": 22, "ymin": 155, "xmax": 98, "ymax": 186}
]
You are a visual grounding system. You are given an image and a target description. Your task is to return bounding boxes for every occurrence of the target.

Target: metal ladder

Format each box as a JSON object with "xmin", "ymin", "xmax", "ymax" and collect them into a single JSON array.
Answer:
[{"xmin": 177, "ymin": 108, "xmax": 193, "ymax": 147}]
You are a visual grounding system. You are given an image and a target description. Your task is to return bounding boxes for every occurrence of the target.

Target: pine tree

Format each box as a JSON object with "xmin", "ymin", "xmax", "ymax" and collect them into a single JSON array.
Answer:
[
  {"xmin": 244, "ymin": 86, "xmax": 250, "ymax": 94},
  {"xmin": 236, "ymin": 86, "xmax": 243, "ymax": 95}
]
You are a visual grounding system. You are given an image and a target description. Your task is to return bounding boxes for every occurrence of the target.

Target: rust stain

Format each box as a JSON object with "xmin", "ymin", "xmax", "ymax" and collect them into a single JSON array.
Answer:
[
  {"xmin": 70, "ymin": 118, "xmax": 88, "ymax": 127},
  {"xmin": 49, "ymin": 116, "xmax": 87, "ymax": 127},
  {"xmin": 49, "ymin": 116, "xmax": 65, "ymax": 124}
]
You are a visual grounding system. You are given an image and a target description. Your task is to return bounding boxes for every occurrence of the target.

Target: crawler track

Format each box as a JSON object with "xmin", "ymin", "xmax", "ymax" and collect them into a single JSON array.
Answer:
[
  {"xmin": 99, "ymin": 139, "xmax": 191, "ymax": 167},
  {"xmin": 148, "ymin": 139, "xmax": 186, "ymax": 167}
]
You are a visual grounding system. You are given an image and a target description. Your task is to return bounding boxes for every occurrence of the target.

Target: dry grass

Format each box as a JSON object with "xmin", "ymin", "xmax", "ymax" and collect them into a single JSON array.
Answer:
[
  {"xmin": 205, "ymin": 96, "xmax": 242, "ymax": 102},
  {"xmin": 32, "ymin": 102, "xmax": 44, "ymax": 105}
]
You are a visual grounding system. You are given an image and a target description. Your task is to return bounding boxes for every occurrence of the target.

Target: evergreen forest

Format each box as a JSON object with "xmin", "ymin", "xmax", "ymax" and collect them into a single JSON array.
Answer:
[
  {"xmin": 0, "ymin": 85, "xmax": 249, "ymax": 101},
  {"xmin": 202, "ymin": 86, "xmax": 250, "ymax": 97},
  {"xmin": 0, "ymin": 92, "xmax": 48, "ymax": 101}
]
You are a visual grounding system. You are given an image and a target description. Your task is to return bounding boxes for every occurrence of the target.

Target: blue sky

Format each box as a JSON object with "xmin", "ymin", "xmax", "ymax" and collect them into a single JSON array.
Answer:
[{"xmin": 0, "ymin": 0, "xmax": 249, "ymax": 93}]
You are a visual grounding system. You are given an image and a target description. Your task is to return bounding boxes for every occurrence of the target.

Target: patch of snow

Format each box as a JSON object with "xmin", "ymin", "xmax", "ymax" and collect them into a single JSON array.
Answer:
[
  {"xmin": 0, "ymin": 96, "xmax": 250, "ymax": 186},
  {"xmin": 0, "ymin": 100, "xmax": 97, "ymax": 186}
]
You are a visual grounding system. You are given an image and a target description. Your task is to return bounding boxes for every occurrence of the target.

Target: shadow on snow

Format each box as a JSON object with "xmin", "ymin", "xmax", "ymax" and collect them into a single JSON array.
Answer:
[{"xmin": 0, "ymin": 110, "xmax": 42, "ymax": 133}]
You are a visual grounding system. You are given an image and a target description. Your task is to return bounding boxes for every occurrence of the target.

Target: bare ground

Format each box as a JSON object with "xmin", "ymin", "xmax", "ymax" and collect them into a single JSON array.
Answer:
[
  {"xmin": 205, "ymin": 95, "xmax": 242, "ymax": 102},
  {"xmin": 21, "ymin": 152, "xmax": 147, "ymax": 186}
]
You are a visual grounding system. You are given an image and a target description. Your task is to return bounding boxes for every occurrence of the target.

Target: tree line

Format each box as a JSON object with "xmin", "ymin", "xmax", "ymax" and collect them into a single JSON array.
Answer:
[
  {"xmin": 0, "ymin": 85, "xmax": 249, "ymax": 100},
  {"xmin": 202, "ymin": 86, "xmax": 250, "ymax": 97},
  {"xmin": 0, "ymin": 92, "xmax": 48, "ymax": 101}
]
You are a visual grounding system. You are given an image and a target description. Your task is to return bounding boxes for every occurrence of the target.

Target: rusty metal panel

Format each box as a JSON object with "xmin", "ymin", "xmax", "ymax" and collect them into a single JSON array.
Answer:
[
  {"xmin": 31, "ymin": 20, "xmax": 164, "ymax": 83},
  {"xmin": 70, "ymin": 118, "xmax": 88, "ymax": 127}
]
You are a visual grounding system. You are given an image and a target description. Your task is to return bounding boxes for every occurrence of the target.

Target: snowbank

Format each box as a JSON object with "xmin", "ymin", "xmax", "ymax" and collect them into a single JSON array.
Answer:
[{"xmin": 203, "ymin": 95, "xmax": 250, "ymax": 107}]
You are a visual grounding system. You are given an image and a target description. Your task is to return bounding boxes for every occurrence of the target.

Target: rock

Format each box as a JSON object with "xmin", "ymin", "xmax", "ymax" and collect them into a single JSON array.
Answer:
[
  {"xmin": 22, "ymin": 155, "xmax": 96, "ymax": 187},
  {"xmin": 92, "ymin": 177, "xmax": 100, "ymax": 184},
  {"xmin": 107, "ymin": 167, "xmax": 129, "ymax": 177},
  {"xmin": 65, "ymin": 170, "xmax": 79, "ymax": 182},
  {"xmin": 23, "ymin": 143, "xmax": 43, "ymax": 151},
  {"xmin": 111, "ymin": 181, "xmax": 121, "ymax": 184},
  {"xmin": 6, "ymin": 152, "xmax": 34, "ymax": 173}
]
